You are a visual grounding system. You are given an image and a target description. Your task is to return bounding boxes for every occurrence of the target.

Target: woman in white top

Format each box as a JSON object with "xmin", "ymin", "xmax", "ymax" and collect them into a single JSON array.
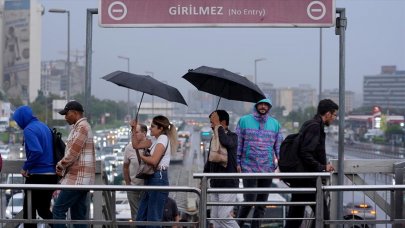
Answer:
[{"xmin": 132, "ymin": 115, "xmax": 177, "ymax": 227}]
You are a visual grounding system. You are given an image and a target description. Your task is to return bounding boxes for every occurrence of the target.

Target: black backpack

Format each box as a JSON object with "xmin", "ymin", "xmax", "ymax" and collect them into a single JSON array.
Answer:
[
  {"xmin": 50, "ymin": 128, "xmax": 66, "ymax": 165},
  {"xmin": 279, "ymin": 121, "xmax": 318, "ymax": 173}
]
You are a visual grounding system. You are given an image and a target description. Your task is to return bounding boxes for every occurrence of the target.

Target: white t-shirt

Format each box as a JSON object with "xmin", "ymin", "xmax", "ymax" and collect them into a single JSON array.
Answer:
[
  {"xmin": 123, "ymin": 143, "xmax": 144, "ymax": 185},
  {"xmin": 150, "ymin": 134, "xmax": 171, "ymax": 168}
]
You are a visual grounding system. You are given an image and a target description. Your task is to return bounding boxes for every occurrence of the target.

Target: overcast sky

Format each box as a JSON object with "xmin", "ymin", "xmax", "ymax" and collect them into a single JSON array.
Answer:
[{"xmin": 40, "ymin": 0, "xmax": 405, "ymax": 104}]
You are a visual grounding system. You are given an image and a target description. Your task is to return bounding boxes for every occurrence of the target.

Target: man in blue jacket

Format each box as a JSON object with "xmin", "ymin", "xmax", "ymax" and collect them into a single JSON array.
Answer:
[
  {"xmin": 13, "ymin": 105, "xmax": 58, "ymax": 228},
  {"xmin": 236, "ymin": 98, "xmax": 283, "ymax": 228}
]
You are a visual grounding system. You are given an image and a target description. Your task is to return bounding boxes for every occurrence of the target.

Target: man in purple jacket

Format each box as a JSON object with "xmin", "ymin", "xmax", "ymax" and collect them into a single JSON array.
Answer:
[{"xmin": 236, "ymin": 98, "xmax": 283, "ymax": 228}]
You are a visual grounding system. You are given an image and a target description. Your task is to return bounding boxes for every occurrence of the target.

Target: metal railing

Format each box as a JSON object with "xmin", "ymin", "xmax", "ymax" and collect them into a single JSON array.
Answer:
[
  {"xmin": 0, "ymin": 184, "xmax": 200, "ymax": 227},
  {"xmin": 1, "ymin": 159, "xmax": 404, "ymax": 228}
]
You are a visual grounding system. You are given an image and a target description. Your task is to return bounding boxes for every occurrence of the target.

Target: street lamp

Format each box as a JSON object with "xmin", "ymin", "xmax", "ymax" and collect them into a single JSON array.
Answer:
[
  {"xmin": 117, "ymin": 56, "xmax": 131, "ymax": 120},
  {"xmin": 254, "ymin": 58, "xmax": 266, "ymax": 84},
  {"xmin": 145, "ymin": 71, "xmax": 154, "ymax": 115},
  {"xmin": 49, "ymin": 8, "xmax": 70, "ymax": 101},
  {"xmin": 319, "ymin": 28, "xmax": 323, "ymax": 102}
]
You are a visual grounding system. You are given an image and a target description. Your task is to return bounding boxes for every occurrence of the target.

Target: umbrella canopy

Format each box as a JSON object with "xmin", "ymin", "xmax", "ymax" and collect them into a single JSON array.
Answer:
[
  {"xmin": 182, "ymin": 66, "xmax": 266, "ymax": 107},
  {"xmin": 103, "ymin": 71, "xmax": 187, "ymax": 119}
]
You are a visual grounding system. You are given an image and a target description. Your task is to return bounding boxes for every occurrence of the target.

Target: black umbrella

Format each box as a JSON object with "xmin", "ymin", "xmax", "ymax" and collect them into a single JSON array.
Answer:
[
  {"xmin": 182, "ymin": 66, "xmax": 266, "ymax": 108},
  {"xmin": 103, "ymin": 71, "xmax": 187, "ymax": 120}
]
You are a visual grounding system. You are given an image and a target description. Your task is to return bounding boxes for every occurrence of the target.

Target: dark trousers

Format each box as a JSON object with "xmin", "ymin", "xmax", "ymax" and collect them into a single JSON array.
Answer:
[
  {"xmin": 24, "ymin": 174, "xmax": 58, "ymax": 228},
  {"xmin": 237, "ymin": 178, "xmax": 272, "ymax": 228},
  {"xmin": 285, "ymin": 181, "xmax": 329, "ymax": 228}
]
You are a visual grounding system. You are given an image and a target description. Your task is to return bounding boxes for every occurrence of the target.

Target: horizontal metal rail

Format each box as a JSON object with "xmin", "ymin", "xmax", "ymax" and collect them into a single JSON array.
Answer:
[{"xmin": 0, "ymin": 184, "xmax": 200, "ymax": 227}]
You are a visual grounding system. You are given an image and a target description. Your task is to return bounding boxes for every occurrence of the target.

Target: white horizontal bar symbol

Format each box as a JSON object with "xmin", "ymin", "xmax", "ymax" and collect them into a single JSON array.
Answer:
[
  {"xmin": 311, "ymin": 9, "xmax": 322, "ymax": 12},
  {"xmin": 112, "ymin": 9, "xmax": 123, "ymax": 13}
]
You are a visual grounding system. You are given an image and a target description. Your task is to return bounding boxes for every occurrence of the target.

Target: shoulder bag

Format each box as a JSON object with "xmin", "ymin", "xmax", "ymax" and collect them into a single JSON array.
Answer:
[
  {"xmin": 208, "ymin": 125, "xmax": 228, "ymax": 168},
  {"xmin": 135, "ymin": 141, "xmax": 169, "ymax": 179}
]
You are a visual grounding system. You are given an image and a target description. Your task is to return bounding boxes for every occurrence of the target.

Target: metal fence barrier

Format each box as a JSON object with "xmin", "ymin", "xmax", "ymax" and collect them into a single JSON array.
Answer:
[
  {"xmin": 0, "ymin": 184, "xmax": 200, "ymax": 227},
  {"xmin": 2, "ymin": 159, "xmax": 404, "ymax": 228}
]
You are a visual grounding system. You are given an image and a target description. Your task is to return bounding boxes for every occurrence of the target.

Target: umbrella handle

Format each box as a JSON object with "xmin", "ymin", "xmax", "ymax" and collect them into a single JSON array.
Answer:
[
  {"xmin": 135, "ymin": 93, "xmax": 145, "ymax": 121},
  {"xmin": 216, "ymin": 97, "xmax": 221, "ymax": 110}
]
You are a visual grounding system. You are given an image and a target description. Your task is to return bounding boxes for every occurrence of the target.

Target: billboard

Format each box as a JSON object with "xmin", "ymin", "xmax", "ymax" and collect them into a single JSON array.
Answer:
[
  {"xmin": 2, "ymin": 0, "xmax": 30, "ymax": 102},
  {"xmin": 100, "ymin": 0, "xmax": 335, "ymax": 27}
]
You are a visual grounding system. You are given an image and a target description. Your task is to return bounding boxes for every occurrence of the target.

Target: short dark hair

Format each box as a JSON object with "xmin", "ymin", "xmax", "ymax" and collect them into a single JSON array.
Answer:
[
  {"xmin": 209, "ymin": 109, "xmax": 230, "ymax": 126},
  {"xmin": 139, "ymin": 124, "xmax": 148, "ymax": 133},
  {"xmin": 317, "ymin": 99, "xmax": 339, "ymax": 116}
]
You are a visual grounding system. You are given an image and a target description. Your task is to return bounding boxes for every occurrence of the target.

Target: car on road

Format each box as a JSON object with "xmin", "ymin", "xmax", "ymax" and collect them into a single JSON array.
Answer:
[
  {"xmin": 343, "ymin": 202, "xmax": 376, "ymax": 228},
  {"xmin": 5, "ymin": 192, "xmax": 46, "ymax": 227},
  {"xmin": 0, "ymin": 144, "xmax": 10, "ymax": 159},
  {"xmin": 5, "ymin": 192, "xmax": 24, "ymax": 219},
  {"xmin": 5, "ymin": 174, "xmax": 24, "ymax": 203}
]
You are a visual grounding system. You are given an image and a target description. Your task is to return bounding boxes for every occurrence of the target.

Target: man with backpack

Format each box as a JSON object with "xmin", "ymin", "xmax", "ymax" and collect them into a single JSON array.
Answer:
[
  {"xmin": 13, "ymin": 105, "xmax": 58, "ymax": 228},
  {"xmin": 284, "ymin": 99, "xmax": 338, "ymax": 228}
]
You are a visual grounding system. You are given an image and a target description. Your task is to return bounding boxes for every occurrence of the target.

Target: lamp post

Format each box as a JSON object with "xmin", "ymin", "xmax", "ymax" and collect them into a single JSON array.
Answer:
[
  {"xmin": 145, "ymin": 71, "xmax": 154, "ymax": 115},
  {"xmin": 49, "ymin": 9, "xmax": 70, "ymax": 101},
  {"xmin": 319, "ymin": 28, "xmax": 323, "ymax": 102},
  {"xmin": 117, "ymin": 56, "xmax": 131, "ymax": 120},
  {"xmin": 254, "ymin": 58, "xmax": 266, "ymax": 84}
]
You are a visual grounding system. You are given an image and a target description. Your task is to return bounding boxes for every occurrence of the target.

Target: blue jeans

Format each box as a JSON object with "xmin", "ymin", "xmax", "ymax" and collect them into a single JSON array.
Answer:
[
  {"xmin": 136, "ymin": 170, "xmax": 169, "ymax": 228},
  {"xmin": 53, "ymin": 190, "xmax": 90, "ymax": 228}
]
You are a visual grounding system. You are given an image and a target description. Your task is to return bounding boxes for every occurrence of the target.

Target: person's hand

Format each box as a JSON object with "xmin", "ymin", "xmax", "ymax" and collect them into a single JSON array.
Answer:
[
  {"xmin": 210, "ymin": 112, "xmax": 221, "ymax": 126},
  {"xmin": 130, "ymin": 119, "xmax": 138, "ymax": 129},
  {"xmin": 237, "ymin": 166, "xmax": 242, "ymax": 173},
  {"xmin": 56, "ymin": 164, "xmax": 64, "ymax": 176},
  {"xmin": 325, "ymin": 164, "xmax": 335, "ymax": 172},
  {"xmin": 21, "ymin": 169, "xmax": 29, "ymax": 177}
]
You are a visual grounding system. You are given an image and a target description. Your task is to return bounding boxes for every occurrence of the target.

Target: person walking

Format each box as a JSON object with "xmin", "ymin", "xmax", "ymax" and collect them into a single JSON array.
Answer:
[
  {"xmin": 123, "ymin": 122, "xmax": 150, "ymax": 220},
  {"xmin": 13, "ymin": 105, "xmax": 58, "ymax": 228},
  {"xmin": 284, "ymin": 99, "xmax": 338, "ymax": 228},
  {"xmin": 132, "ymin": 115, "xmax": 177, "ymax": 228},
  {"xmin": 52, "ymin": 101, "xmax": 96, "ymax": 228},
  {"xmin": 204, "ymin": 110, "xmax": 239, "ymax": 228},
  {"xmin": 236, "ymin": 98, "xmax": 283, "ymax": 228}
]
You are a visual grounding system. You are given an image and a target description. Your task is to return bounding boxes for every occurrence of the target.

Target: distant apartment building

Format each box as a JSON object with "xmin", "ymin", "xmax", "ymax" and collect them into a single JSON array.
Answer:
[
  {"xmin": 258, "ymin": 82, "xmax": 277, "ymax": 104},
  {"xmin": 363, "ymin": 65, "xmax": 405, "ymax": 110},
  {"xmin": 187, "ymin": 90, "xmax": 216, "ymax": 114},
  {"xmin": 292, "ymin": 84, "xmax": 317, "ymax": 111},
  {"xmin": 41, "ymin": 60, "xmax": 85, "ymax": 98},
  {"xmin": 0, "ymin": 0, "xmax": 42, "ymax": 103},
  {"xmin": 322, "ymin": 89, "xmax": 355, "ymax": 113},
  {"xmin": 272, "ymin": 85, "xmax": 316, "ymax": 115}
]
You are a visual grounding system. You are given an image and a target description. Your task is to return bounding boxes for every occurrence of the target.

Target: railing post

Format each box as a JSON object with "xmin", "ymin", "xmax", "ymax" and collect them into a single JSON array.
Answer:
[
  {"xmin": 200, "ymin": 176, "xmax": 208, "ymax": 228},
  {"xmin": 27, "ymin": 189, "xmax": 33, "ymax": 222},
  {"xmin": 315, "ymin": 176, "xmax": 324, "ymax": 228},
  {"xmin": 393, "ymin": 161, "xmax": 405, "ymax": 228}
]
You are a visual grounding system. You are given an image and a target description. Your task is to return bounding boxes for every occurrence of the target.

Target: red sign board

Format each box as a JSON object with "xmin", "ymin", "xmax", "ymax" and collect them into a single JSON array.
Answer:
[{"xmin": 100, "ymin": 0, "xmax": 335, "ymax": 28}]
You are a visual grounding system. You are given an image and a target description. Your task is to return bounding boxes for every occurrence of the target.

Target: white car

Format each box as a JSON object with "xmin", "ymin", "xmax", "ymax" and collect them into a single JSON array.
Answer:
[
  {"xmin": 5, "ymin": 192, "xmax": 46, "ymax": 227},
  {"xmin": 5, "ymin": 192, "xmax": 24, "ymax": 219},
  {"xmin": 0, "ymin": 144, "xmax": 10, "ymax": 159}
]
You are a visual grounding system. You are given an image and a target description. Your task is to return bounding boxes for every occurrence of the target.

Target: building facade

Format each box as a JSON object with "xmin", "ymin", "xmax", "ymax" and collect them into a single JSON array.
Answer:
[
  {"xmin": 322, "ymin": 89, "xmax": 355, "ymax": 113},
  {"xmin": 0, "ymin": 0, "xmax": 42, "ymax": 103},
  {"xmin": 41, "ymin": 60, "xmax": 85, "ymax": 98},
  {"xmin": 363, "ymin": 65, "xmax": 405, "ymax": 110}
]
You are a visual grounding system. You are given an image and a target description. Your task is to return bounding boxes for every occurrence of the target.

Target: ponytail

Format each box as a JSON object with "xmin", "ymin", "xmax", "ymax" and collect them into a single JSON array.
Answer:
[{"xmin": 167, "ymin": 123, "xmax": 178, "ymax": 152}]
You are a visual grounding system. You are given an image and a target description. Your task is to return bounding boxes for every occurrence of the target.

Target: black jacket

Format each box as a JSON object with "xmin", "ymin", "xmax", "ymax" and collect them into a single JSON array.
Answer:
[
  {"xmin": 299, "ymin": 115, "xmax": 327, "ymax": 172},
  {"xmin": 203, "ymin": 126, "xmax": 238, "ymax": 188}
]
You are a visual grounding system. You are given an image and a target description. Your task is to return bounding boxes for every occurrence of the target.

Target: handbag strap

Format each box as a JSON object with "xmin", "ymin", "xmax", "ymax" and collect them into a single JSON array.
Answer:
[
  {"xmin": 155, "ymin": 141, "xmax": 169, "ymax": 168},
  {"xmin": 136, "ymin": 140, "xmax": 169, "ymax": 166}
]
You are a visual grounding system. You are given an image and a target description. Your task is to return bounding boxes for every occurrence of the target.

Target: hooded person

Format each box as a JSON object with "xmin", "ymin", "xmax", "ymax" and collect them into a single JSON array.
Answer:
[
  {"xmin": 13, "ymin": 105, "xmax": 57, "ymax": 228},
  {"xmin": 235, "ymin": 98, "xmax": 283, "ymax": 228}
]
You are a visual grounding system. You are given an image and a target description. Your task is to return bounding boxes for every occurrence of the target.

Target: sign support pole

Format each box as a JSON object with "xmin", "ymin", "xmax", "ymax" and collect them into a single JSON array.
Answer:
[
  {"xmin": 85, "ymin": 8, "xmax": 98, "ymax": 123},
  {"xmin": 335, "ymin": 8, "xmax": 347, "ymax": 224}
]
